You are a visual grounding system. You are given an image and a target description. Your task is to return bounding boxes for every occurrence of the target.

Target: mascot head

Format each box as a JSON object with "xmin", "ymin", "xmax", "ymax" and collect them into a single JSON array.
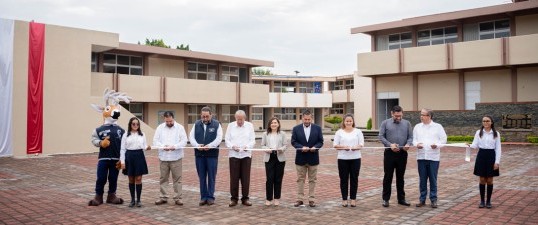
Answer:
[{"xmin": 90, "ymin": 88, "xmax": 132, "ymax": 125}]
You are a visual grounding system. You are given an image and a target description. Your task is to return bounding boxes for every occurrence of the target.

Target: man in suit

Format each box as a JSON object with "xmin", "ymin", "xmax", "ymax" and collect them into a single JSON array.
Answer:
[{"xmin": 291, "ymin": 110, "xmax": 324, "ymax": 207}]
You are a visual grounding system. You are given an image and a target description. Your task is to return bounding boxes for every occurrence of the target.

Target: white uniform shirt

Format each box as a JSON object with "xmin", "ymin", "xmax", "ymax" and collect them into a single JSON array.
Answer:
[
  {"xmin": 333, "ymin": 128, "xmax": 364, "ymax": 160},
  {"xmin": 120, "ymin": 132, "xmax": 148, "ymax": 164},
  {"xmin": 413, "ymin": 121, "xmax": 447, "ymax": 161},
  {"xmin": 225, "ymin": 121, "xmax": 255, "ymax": 159},
  {"xmin": 188, "ymin": 122, "xmax": 223, "ymax": 149},
  {"xmin": 153, "ymin": 122, "xmax": 188, "ymax": 161},
  {"xmin": 470, "ymin": 129, "xmax": 502, "ymax": 164}
]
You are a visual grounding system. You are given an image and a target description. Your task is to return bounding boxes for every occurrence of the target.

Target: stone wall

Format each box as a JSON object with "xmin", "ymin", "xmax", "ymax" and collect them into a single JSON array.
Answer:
[{"xmin": 405, "ymin": 102, "xmax": 538, "ymax": 142}]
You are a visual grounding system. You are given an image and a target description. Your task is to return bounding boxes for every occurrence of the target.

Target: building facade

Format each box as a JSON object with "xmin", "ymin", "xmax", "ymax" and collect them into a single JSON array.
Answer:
[
  {"xmin": 351, "ymin": 0, "xmax": 538, "ymax": 140},
  {"xmin": 0, "ymin": 19, "xmax": 272, "ymax": 157}
]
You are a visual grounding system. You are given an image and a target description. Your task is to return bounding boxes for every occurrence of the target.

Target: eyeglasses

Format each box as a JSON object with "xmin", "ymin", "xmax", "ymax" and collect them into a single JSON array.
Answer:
[
  {"xmin": 482, "ymin": 120, "xmax": 491, "ymax": 123},
  {"xmin": 131, "ymin": 123, "xmax": 139, "ymax": 126},
  {"xmin": 420, "ymin": 114, "xmax": 430, "ymax": 117}
]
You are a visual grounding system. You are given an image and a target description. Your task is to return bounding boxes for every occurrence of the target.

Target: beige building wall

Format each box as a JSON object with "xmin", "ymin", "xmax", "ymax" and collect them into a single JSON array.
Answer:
[
  {"xmin": 403, "ymin": 45, "xmax": 448, "ymax": 72},
  {"xmin": 354, "ymin": 75, "xmax": 372, "ymax": 127},
  {"xmin": 40, "ymin": 24, "xmax": 118, "ymax": 157},
  {"xmin": 417, "ymin": 73, "xmax": 459, "ymax": 110},
  {"xmin": 515, "ymin": 14, "xmax": 538, "ymax": 36},
  {"xmin": 12, "ymin": 21, "xmax": 29, "ymax": 157},
  {"xmin": 452, "ymin": 39, "xmax": 503, "ymax": 69},
  {"xmin": 376, "ymin": 76, "xmax": 414, "ymax": 110},
  {"xmin": 147, "ymin": 103, "xmax": 186, "ymax": 128},
  {"xmin": 90, "ymin": 73, "xmax": 114, "ymax": 96},
  {"xmin": 517, "ymin": 67, "xmax": 538, "ymax": 102},
  {"xmin": 166, "ymin": 78, "xmax": 237, "ymax": 104},
  {"xmin": 357, "ymin": 50, "xmax": 399, "ymax": 76},
  {"xmin": 148, "ymin": 57, "xmax": 185, "ymax": 78},
  {"xmin": 465, "ymin": 69, "xmax": 512, "ymax": 103}
]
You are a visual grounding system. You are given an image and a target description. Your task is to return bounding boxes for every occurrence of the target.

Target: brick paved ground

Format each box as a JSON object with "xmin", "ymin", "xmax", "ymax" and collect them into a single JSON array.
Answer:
[{"xmin": 0, "ymin": 140, "xmax": 537, "ymax": 225}]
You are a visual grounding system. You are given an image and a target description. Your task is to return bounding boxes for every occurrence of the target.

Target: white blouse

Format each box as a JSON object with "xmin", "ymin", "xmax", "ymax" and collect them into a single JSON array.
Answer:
[
  {"xmin": 333, "ymin": 128, "xmax": 364, "ymax": 160},
  {"xmin": 120, "ymin": 132, "xmax": 148, "ymax": 164},
  {"xmin": 470, "ymin": 129, "xmax": 502, "ymax": 164}
]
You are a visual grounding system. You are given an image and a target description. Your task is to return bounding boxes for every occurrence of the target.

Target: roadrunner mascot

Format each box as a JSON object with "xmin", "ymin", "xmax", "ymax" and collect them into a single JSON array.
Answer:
[{"xmin": 88, "ymin": 89, "xmax": 132, "ymax": 206}]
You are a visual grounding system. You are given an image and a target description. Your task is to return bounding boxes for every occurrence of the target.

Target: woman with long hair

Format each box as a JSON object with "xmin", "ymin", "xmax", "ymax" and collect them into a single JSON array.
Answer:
[
  {"xmin": 469, "ymin": 115, "xmax": 501, "ymax": 208},
  {"xmin": 120, "ymin": 117, "xmax": 151, "ymax": 207},
  {"xmin": 261, "ymin": 117, "xmax": 287, "ymax": 206},
  {"xmin": 333, "ymin": 114, "xmax": 364, "ymax": 207}
]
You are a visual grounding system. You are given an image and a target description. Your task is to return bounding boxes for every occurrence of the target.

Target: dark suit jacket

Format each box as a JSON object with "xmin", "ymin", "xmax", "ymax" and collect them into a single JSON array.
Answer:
[{"xmin": 291, "ymin": 123, "xmax": 324, "ymax": 166}]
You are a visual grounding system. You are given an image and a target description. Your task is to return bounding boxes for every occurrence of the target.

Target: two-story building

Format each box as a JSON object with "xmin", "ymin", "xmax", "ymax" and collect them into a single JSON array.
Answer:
[
  {"xmin": 0, "ymin": 19, "xmax": 272, "ymax": 157},
  {"xmin": 351, "ymin": 0, "xmax": 538, "ymax": 140}
]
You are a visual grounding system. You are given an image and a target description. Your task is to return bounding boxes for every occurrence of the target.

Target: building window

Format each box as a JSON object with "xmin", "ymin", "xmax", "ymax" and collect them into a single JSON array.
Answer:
[
  {"xmin": 251, "ymin": 107, "xmax": 263, "ymax": 121},
  {"xmin": 187, "ymin": 62, "xmax": 217, "ymax": 81},
  {"xmin": 221, "ymin": 105, "xmax": 247, "ymax": 123},
  {"xmin": 388, "ymin": 32, "xmax": 412, "ymax": 50},
  {"xmin": 273, "ymin": 81, "xmax": 296, "ymax": 93},
  {"xmin": 345, "ymin": 80, "xmax": 354, "ymax": 89},
  {"xmin": 120, "ymin": 103, "xmax": 144, "ymax": 121},
  {"xmin": 91, "ymin": 52, "xmax": 98, "ymax": 72},
  {"xmin": 221, "ymin": 65, "xmax": 239, "ymax": 82},
  {"xmin": 188, "ymin": 104, "xmax": 217, "ymax": 124},
  {"xmin": 274, "ymin": 108, "xmax": 296, "ymax": 120},
  {"xmin": 103, "ymin": 53, "xmax": 143, "ymax": 75},
  {"xmin": 465, "ymin": 81, "xmax": 480, "ymax": 110},
  {"xmin": 417, "ymin": 26, "xmax": 458, "ymax": 46},
  {"xmin": 331, "ymin": 104, "xmax": 344, "ymax": 114},
  {"xmin": 479, "ymin": 19, "xmax": 510, "ymax": 40},
  {"xmin": 298, "ymin": 82, "xmax": 314, "ymax": 93},
  {"xmin": 346, "ymin": 102, "xmax": 354, "ymax": 115}
]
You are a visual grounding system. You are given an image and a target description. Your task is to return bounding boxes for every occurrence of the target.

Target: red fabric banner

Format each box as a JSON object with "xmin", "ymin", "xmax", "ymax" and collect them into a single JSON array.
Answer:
[{"xmin": 27, "ymin": 22, "xmax": 45, "ymax": 154}]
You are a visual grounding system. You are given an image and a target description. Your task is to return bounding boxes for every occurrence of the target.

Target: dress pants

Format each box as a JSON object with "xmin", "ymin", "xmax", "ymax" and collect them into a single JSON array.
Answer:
[
  {"xmin": 158, "ymin": 159, "xmax": 183, "ymax": 200},
  {"xmin": 195, "ymin": 156, "xmax": 218, "ymax": 201},
  {"xmin": 296, "ymin": 164, "xmax": 317, "ymax": 202},
  {"xmin": 382, "ymin": 149, "xmax": 408, "ymax": 201},
  {"xmin": 229, "ymin": 157, "xmax": 252, "ymax": 201},
  {"xmin": 265, "ymin": 153, "xmax": 286, "ymax": 200},
  {"xmin": 338, "ymin": 158, "xmax": 361, "ymax": 200}
]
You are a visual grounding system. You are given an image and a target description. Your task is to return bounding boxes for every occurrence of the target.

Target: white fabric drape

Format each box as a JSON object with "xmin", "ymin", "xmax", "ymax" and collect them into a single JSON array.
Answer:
[{"xmin": 0, "ymin": 18, "xmax": 14, "ymax": 157}]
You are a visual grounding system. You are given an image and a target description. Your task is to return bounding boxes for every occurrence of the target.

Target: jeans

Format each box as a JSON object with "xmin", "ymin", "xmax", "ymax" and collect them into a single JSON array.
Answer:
[
  {"xmin": 417, "ymin": 160, "xmax": 439, "ymax": 202},
  {"xmin": 95, "ymin": 160, "xmax": 119, "ymax": 195},
  {"xmin": 195, "ymin": 156, "xmax": 218, "ymax": 201}
]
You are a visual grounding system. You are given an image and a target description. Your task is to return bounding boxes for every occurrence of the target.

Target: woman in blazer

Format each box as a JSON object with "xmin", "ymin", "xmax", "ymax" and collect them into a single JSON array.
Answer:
[{"xmin": 261, "ymin": 117, "xmax": 287, "ymax": 206}]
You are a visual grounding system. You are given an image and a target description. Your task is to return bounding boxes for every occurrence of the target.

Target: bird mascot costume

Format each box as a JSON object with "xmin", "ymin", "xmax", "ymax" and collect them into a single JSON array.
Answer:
[{"xmin": 88, "ymin": 89, "xmax": 132, "ymax": 206}]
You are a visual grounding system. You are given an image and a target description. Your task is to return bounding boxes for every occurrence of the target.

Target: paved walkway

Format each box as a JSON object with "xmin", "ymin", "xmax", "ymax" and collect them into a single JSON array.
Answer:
[{"xmin": 0, "ymin": 140, "xmax": 536, "ymax": 224}]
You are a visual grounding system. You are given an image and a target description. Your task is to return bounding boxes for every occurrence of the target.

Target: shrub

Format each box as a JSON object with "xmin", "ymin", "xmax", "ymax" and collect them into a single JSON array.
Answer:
[
  {"xmin": 447, "ymin": 135, "xmax": 506, "ymax": 143},
  {"xmin": 528, "ymin": 136, "xmax": 538, "ymax": 143},
  {"xmin": 324, "ymin": 116, "xmax": 342, "ymax": 131},
  {"xmin": 366, "ymin": 118, "xmax": 372, "ymax": 130}
]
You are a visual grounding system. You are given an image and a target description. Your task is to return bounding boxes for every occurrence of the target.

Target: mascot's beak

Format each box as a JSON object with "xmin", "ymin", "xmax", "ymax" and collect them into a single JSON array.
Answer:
[{"xmin": 112, "ymin": 110, "xmax": 120, "ymax": 119}]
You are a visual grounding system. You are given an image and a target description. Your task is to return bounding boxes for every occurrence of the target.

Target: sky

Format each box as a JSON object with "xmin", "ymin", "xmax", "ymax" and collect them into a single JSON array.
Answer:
[{"xmin": 0, "ymin": 0, "xmax": 510, "ymax": 76}]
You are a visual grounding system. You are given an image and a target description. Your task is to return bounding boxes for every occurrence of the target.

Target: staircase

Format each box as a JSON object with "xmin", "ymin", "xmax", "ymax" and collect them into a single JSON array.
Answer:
[{"xmin": 362, "ymin": 130, "xmax": 380, "ymax": 142}]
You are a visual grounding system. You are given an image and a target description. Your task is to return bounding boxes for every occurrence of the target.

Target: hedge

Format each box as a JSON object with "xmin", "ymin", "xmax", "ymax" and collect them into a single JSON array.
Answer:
[
  {"xmin": 447, "ymin": 135, "xmax": 506, "ymax": 142},
  {"xmin": 528, "ymin": 136, "xmax": 538, "ymax": 143}
]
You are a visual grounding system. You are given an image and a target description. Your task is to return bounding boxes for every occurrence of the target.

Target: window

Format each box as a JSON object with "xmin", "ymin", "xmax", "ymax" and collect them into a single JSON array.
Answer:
[
  {"xmin": 465, "ymin": 81, "xmax": 480, "ymax": 110},
  {"xmin": 103, "ymin": 53, "xmax": 143, "ymax": 75},
  {"xmin": 298, "ymin": 82, "xmax": 315, "ymax": 93},
  {"xmin": 188, "ymin": 104, "xmax": 216, "ymax": 124},
  {"xmin": 91, "ymin": 52, "xmax": 98, "ymax": 72},
  {"xmin": 331, "ymin": 104, "xmax": 344, "ymax": 114},
  {"xmin": 187, "ymin": 62, "xmax": 217, "ymax": 81},
  {"xmin": 388, "ymin": 32, "xmax": 412, "ymax": 50},
  {"xmin": 221, "ymin": 105, "xmax": 247, "ymax": 123},
  {"xmin": 417, "ymin": 26, "xmax": 458, "ymax": 46},
  {"xmin": 346, "ymin": 102, "xmax": 354, "ymax": 115},
  {"xmin": 274, "ymin": 108, "xmax": 296, "ymax": 120},
  {"xmin": 479, "ymin": 19, "xmax": 510, "ymax": 40},
  {"xmin": 330, "ymin": 80, "xmax": 352, "ymax": 90},
  {"xmin": 345, "ymin": 80, "xmax": 354, "ymax": 89},
  {"xmin": 120, "ymin": 103, "xmax": 144, "ymax": 121},
  {"xmin": 273, "ymin": 81, "xmax": 296, "ymax": 93},
  {"xmin": 251, "ymin": 107, "xmax": 263, "ymax": 121},
  {"xmin": 221, "ymin": 65, "xmax": 239, "ymax": 82}
]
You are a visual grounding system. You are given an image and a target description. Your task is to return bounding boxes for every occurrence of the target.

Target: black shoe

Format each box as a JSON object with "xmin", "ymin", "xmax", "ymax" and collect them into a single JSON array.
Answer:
[
  {"xmin": 129, "ymin": 201, "xmax": 136, "ymax": 208},
  {"xmin": 479, "ymin": 201, "xmax": 485, "ymax": 208},
  {"xmin": 398, "ymin": 200, "xmax": 411, "ymax": 206},
  {"xmin": 136, "ymin": 201, "xmax": 142, "ymax": 207},
  {"xmin": 382, "ymin": 200, "xmax": 389, "ymax": 207},
  {"xmin": 199, "ymin": 200, "xmax": 207, "ymax": 206},
  {"xmin": 294, "ymin": 201, "xmax": 304, "ymax": 207},
  {"xmin": 431, "ymin": 200, "xmax": 438, "ymax": 208},
  {"xmin": 486, "ymin": 202, "xmax": 492, "ymax": 208},
  {"xmin": 415, "ymin": 201, "xmax": 425, "ymax": 207}
]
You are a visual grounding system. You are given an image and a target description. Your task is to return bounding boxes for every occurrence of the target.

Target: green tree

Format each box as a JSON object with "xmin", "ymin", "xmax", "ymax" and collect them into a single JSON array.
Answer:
[
  {"xmin": 143, "ymin": 38, "xmax": 190, "ymax": 51},
  {"xmin": 252, "ymin": 68, "xmax": 273, "ymax": 75},
  {"xmin": 324, "ymin": 116, "xmax": 343, "ymax": 131}
]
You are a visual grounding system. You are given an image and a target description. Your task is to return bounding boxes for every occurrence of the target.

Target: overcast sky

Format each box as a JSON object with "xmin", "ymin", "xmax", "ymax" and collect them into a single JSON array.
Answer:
[{"xmin": 1, "ymin": 0, "xmax": 509, "ymax": 76}]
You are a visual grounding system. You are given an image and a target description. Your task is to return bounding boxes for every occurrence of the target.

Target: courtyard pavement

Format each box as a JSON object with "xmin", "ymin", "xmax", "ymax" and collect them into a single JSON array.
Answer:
[{"xmin": 0, "ymin": 139, "xmax": 536, "ymax": 224}]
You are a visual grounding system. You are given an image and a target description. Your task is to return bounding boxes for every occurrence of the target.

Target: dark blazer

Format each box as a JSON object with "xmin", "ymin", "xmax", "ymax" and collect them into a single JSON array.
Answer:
[{"xmin": 291, "ymin": 123, "xmax": 324, "ymax": 166}]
